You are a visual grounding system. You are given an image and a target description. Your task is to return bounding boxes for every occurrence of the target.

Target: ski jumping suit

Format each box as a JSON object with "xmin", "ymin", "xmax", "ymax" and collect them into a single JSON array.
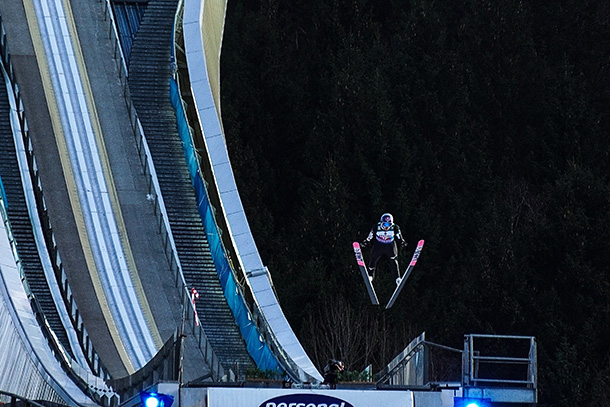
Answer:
[{"xmin": 361, "ymin": 213, "xmax": 407, "ymax": 280}]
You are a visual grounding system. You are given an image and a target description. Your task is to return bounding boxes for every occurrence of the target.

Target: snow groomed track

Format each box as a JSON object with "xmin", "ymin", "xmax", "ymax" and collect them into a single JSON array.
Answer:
[{"xmin": 24, "ymin": 0, "xmax": 158, "ymax": 370}]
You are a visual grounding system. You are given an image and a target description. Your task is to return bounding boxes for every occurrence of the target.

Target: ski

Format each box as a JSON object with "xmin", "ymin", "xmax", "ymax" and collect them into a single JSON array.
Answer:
[
  {"xmin": 386, "ymin": 239, "xmax": 424, "ymax": 309},
  {"xmin": 352, "ymin": 242, "xmax": 379, "ymax": 305}
]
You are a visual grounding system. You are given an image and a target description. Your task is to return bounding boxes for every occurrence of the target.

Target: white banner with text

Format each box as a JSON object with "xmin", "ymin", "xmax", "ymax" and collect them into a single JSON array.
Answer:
[{"xmin": 207, "ymin": 387, "xmax": 413, "ymax": 407}]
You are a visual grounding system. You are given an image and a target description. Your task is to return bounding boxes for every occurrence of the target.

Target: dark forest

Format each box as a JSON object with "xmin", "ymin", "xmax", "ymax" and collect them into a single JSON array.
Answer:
[{"xmin": 219, "ymin": 1, "xmax": 610, "ymax": 405}]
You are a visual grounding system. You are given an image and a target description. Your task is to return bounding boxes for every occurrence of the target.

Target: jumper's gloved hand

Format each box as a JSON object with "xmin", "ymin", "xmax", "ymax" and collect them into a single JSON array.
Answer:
[
  {"xmin": 360, "ymin": 241, "xmax": 368, "ymax": 249},
  {"xmin": 401, "ymin": 241, "xmax": 408, "ymax": 249}
]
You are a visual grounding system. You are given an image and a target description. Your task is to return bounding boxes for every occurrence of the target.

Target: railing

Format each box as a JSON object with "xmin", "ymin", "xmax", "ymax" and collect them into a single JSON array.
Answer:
[
  {"xmin": 462, "ymin": 334, "xmax": 537, "ymax": 404},
  {"xmin": 376, "ymin": 332, "xmax": 537, "ymax": 405},
  {"xmin": 463, "ymin": 334, "xmax": 537, "ymax": 387},
  {"xmin": 377, "ymin": 332, "xmax": 463, "ymax": 387},
  {"xmin": 0, "ymin": 390, "xmax": 49, "ymax": 407}
]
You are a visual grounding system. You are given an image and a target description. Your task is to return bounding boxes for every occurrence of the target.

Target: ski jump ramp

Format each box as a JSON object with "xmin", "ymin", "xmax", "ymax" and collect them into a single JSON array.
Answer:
[{"xmin": 182, "ymin": 0, "xmax": 322, "ymax": 383}]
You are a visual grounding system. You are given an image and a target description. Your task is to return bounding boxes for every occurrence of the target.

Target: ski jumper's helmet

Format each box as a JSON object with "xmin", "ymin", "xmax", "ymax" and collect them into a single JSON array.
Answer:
[{"xmin": 380, "ymin": 213, "xmax": 393, "ymax": 230}]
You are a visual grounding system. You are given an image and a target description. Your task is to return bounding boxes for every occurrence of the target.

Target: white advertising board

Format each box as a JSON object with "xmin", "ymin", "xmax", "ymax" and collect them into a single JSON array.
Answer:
[{"xmin": 207, "ymin": 387, "xmax": 413, "ymax": 407}]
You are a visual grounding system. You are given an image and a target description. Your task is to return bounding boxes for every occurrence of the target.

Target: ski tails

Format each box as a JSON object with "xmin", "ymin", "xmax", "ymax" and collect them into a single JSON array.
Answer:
[
  {"xmin": 386, "ymin": 239, "xmax": 424, "ymax": 309},
  {"xmin": 353, "ymin": 242, "xmax": 379, "ymax": 305}
]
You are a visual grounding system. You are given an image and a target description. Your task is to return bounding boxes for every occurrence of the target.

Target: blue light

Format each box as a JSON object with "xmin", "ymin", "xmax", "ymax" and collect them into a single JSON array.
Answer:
[
  {"xmin": 454, "ymin": 397, "xmax": 491, "ymax": 407},
  {"xmin": 140, "ymin": 392, "xmax": 174, "ymax": 407},
  {"xmin": 144, "ymin": 395, "xmax": 160, "ymax": 407}
]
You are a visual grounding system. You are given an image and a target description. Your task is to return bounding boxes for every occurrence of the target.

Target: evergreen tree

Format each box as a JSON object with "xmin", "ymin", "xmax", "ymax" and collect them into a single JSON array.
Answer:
[{"xmin": 221, "ymin": 1, "xmax": 610, "ymax": 404}]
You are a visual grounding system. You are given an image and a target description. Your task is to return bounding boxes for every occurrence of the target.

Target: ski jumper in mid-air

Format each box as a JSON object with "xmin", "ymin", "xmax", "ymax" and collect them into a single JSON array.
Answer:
[{"xmin": 361, "ymin": 213, "xmax": 408, "ymax": 285}]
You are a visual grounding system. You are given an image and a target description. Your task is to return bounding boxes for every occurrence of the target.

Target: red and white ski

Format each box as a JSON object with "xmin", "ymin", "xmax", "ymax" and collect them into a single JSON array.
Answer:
[
  {"xmin": 353, "ymin": 242, "xmax": 379, "ymax": 305},
  {"xmin": 386, "ymin": 239, "xmax": 424, "ymax": 309}
]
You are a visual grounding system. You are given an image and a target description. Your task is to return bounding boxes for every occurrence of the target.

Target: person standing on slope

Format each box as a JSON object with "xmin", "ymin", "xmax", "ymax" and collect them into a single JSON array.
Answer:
[{"xmin": 361, "ymin": 213, "xmax": 408, "ymax": 285}]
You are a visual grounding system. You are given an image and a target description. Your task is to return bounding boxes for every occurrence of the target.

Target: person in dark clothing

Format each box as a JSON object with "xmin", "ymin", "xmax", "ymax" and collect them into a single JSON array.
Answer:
[
  {"xmin": 322, "ymin": 359, "xmax": 344, "ymax": 389},
  {"xmin": 361, "ymin": 213, "xmax": 408, "ymax": 285}
]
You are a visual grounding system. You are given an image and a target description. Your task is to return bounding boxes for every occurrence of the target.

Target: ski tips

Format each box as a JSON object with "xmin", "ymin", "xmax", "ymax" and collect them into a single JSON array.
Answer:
[
  {"xmin": 417, "ymin": 239, "xmax": 424, "ymax": 247},
  {"xmin": 353, "ymin": 241, "xmax": 360, "ymax": 248}
]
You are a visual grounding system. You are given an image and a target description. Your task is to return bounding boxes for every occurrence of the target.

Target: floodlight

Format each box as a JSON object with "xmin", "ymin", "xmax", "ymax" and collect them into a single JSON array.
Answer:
[
  {"xmin": 140, "ymin": 392, "xmax": 174, "ymax": 407},
  {"xmin": 454, "ymin": 397, "xmax": 491, "ymax": 407}
]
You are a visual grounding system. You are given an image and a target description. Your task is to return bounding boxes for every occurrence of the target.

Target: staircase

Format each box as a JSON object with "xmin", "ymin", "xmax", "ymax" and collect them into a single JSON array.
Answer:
[
  {"xmin": 0, "ymin": 69, "xmax": 74, "ymax": 360},
  {"xmin": 126, "ymin": 0, "xmax": 254, "ymax": 373}
]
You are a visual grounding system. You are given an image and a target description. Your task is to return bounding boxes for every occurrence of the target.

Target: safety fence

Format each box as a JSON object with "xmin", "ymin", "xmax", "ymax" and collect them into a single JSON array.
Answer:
[
  {"xmin": 170, "ymin": 78, "xmax": 282, "ymax": 373},
  {"xmin": 177, "ymin": 0, "xmax": 323, "ymax": 383}
]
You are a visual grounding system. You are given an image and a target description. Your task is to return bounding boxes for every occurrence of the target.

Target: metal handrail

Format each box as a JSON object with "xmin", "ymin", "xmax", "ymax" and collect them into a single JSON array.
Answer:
[
  {"xmin": 464, "ymin": 334, "xmax": 537, "ymax": 388},
  {"xmin": 0, "ymin": 391, "xmax": 47, "ymax": 407},
  {"xmin": 471, "ymin": 356, "xmax": 531, "ymax": 363}
]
